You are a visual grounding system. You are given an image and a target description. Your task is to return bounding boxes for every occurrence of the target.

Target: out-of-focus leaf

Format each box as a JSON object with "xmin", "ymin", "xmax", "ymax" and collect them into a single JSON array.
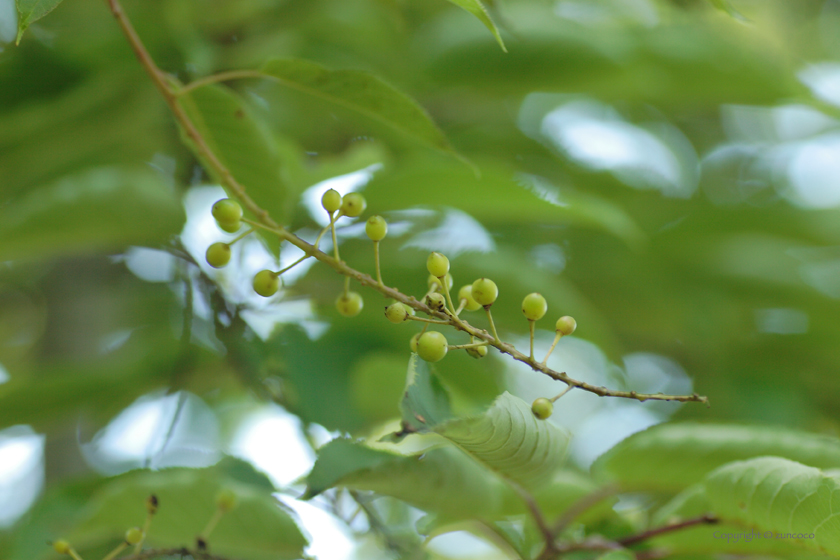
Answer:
[
  {"xmin": 591, "ymin": 423, "xmax": 840, "ymax": 491},
  {"xmin": 705, "ymin": 457, "xmax": 840, "ymax": 555},
  {"xmin": 67, "ymin": 464, "xmax": 307, "ymax": 560},
  {"xmin": 306, "ymin": 439, "xmax": 610, "ymax": 523},
  {"xmin": 15, "ymin": 0, "xmax": 64, "ymax": 44},
  {"xmin": 178, "ymin": 84, "xmax": 287, "ymax": 230},
  {"xmin": 445, "ymin": 0, "xmax": 507, "ymax": 52},
  {"xmin": 259, "ymin": 58, "xmax": 457, "ymax": 158},
  {"xmin": 364, "ymin": 158, "xmax": 646, "ymax": 248},
  {"xmin": 0, "ymin": 167, "xmax": 184, "ymax": 262},
  {"xmin": 411, "ymin": 392, "xmax": 570, "ymax": 489},
  {"xmin": 708, "ymin": 0, "xmax": 749, "ymax": 21},
  {"xmin": 400, "ymin": 354, "xmax": 453, "ymax": 432}
]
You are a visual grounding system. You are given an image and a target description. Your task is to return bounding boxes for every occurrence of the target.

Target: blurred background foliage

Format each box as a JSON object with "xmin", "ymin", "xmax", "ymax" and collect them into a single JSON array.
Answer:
[{"xmin": 2, "ymin": 0, "xmax": 840, "ymax": 557}]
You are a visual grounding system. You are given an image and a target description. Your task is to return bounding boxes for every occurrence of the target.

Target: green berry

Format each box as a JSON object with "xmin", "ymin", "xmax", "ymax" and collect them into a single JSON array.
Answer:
[
  {"xmin": 426, "ymin": 252, "xmax": 450, "ymax": 278},
  {"xmin": 341, "ymin": 192, "xmax": 367, "ymax": 217},
  {"xmin": 522, "ymin": 293, "xmax": 548, "ymax": 321},
  {"xmin": 253, "ymin": 270, "xmax": 280, "ymax": 297},
  {"xmin": 410, "ymin": 333, "xmax": 421, "ymax": 352},
  {"xmin": 216, "ymin": 489, "xmax": 238, "ymax": 512},
  {"xmin": 471, "ymin": 278, "xmax": 498, "ymax": 306},
  {"xmin": 125, "ymin": 528, "xmax": 144, "ymax": 545},
  {"xmin": 556, "ymin": 316, "xmax": 577, "ymax": 336},
  {"xmin": 385, "ymin": 302, "xmax": 408, "ymax": 323},
  {"xmin": 205, "ymin": 242, "xmax": 231, "ymax": 268},
  {"xmin": 401, "ymin": 302, "xmax": 416, "ymax": 316},
  {"xmin": 457, "ymin": 285, "xmax": 481, "ymax": 312},
  {"xmin": 417, "ymin": 331, "xmax": 448, "ymax": 362},
  {"xmin": 212, "ymin": 199, "xmax": 243, "ymax": 224},
  {"xmin": 336, "ymin": 291, "xmax": 364, "ymax": 317},
  {"xmin": 321, "ymin": 189, "xmax": 342, "ymax": 213},
  {"xmin": 427, "ymin": 273, "xmax": 453, "ymax": 293},
  {"xmin": 531, "ymin": 398, "xmax": 553, "ymax": 420},
  {"xmin": 213, "ymin": 199, "xmax": 243, "ymax": 233},
  {"xmin": 53, "ymin": 540, "xmax": 71, "ymax": 554},
  {"xmin": 365, "ymin": 215, "xmax": 388, "ymax": 241},
  {"xmin": 425, "ymin": 292, "xmax": 446, "ymax": 312},
  {"xmin": 466, "ymin": 344, "xmax": 488, "ymax": 359}
]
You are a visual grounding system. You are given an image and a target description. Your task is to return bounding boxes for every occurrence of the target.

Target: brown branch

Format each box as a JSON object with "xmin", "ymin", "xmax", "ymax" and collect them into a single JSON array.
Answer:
[
  {"xmin": 105, "ymin": 0, "xmax": 708, "ymax": 405},
  {"xmin": 619, "ymin": 514, "xmax": 719, "ymax": 547}
]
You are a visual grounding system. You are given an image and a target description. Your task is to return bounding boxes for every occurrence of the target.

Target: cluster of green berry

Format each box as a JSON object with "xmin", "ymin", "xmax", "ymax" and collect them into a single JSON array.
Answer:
[
  {"xmin": 51, "ymin": 490, "xmax": 237, "ymax": 559},
  {"xmin": 204, "ymin": 191, "xmax": 579, "ymax": 420}
]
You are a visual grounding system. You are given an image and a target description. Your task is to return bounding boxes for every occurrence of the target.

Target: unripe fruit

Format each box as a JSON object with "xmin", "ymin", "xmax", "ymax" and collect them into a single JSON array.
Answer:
[
  {"xmin": 426, "ymin": 252, "xmax": 450, "ymax": 278},
  {"xmin": 417, "ymin": 331, "xmax": 448, "ymax": 362},
  {"xmin": 410, "ymin": 333, "xmax": 421, "ymax": 352},
  {"xmin": 336, "ymin": 291, "xmax": 363, "ymax": 317},
  {"xmin": 217, "ymin": 219, "xmax": 241, "ymax": 233},
  {"xmin": 253, "ymin": 270, "xmax": 280, "ymax": 297},
  {"xmin": 321, "ymin": 189, "xmax": 342, "ymax": 213},
  {"xmin": 53, "ymin": 540, "xmax": 71, "ymax": 554},
  {"xmin": 125, "ymin": 528, "xmax": 144, "ymax": 545},
  {"xmin": 522, "ymin": 293, "xmax": 548, "ymax": 321},
  {"xmin": 385, "ymin": 302, "xmax": 408, "ymax": 323},
  {"xmin": 205, "ymin": 242, "xmax": 231, "ymax": 268},
  {"xmin": 531, "ymin": 398, "xmax": 553, "ymax": 420},
  {"xmin": 556, "ymin": 316, "xmax": 577, "ymax": 336},
  {"xmin": 466, "ymin": 344, "xmax": 488, "ymax": 359},
  {"xmin": 471, "ymin": 278, "xmax": 498, "ymax": 306},
  {"xmin": 365, "ymin": 215, "xmax": 388, "ymax": 241},
  {"xmin": 216, "ymin": 488, "xmax": 238, "ymax": 512},
  {"xmin": 427, "ymin": 273, "xmax": 453, "ymax": 293},
  {"xmin": 458, "ymin": 285, "xmax": 481, "ymax": 312},
  {"xmin": 212, "ymin": 199, "xmax": 243, "ymax": 224},
  {"xmin": 212, "ymin": 199, "xmax": 243, "ymax": 233},
  {"xmin": 425, "ymin": 292, "xmax": 446, "ymax": 312},
  {"xmin": 341, "ymin": 192, "xmax": 366, "ymax": 217}
]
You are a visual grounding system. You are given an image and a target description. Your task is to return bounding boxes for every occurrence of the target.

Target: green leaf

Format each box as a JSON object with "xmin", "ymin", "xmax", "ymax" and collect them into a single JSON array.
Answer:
[
  {"xmin": 304, "ymin": 438, "xmax": 402, "ymax": 499},
  {"xmin": 306, "ymin": 439, "xmax": 607, "ymax": 523},
  {"xmin": 15, "ymin": 0, "xmax": 63, "ymax": 45},
  {"xmin": 705, "ymin": 457, "xmax": 840, "ymax": 555},
  {"xmin": 400, "ymin": 354, "xmax": 453, "ymax": 432},
  {"xmin": 68, "ymin": 464, "xmax": 307, "ymax": 560},
  {"xmin": 363, "ymin": 159, "xmax": 646, "ymax": 248},
  {"xmin": 430, "ymin": 392, "xmax": 570, "ymax": 488},
  {"xmin": 259, "ymin": 58, "xmax": 457, "ymax": 158},
  {"xmin": 445, "ymin": 0, "xmax": 507, "ymax": 52},
  {"xmin": 0, "ymin": 166, "xmax": 184, "ymax": 262},
  {"xmin": 178, "ymin": 84, "xmax": 288, "ymax": 229},
  {"xmin": 591, "ymin": 423, "xmax": 840, "ymax": 491},
  {"xmin": 650, "ymin": 484, "xmax": 802, "ymax": 555}
]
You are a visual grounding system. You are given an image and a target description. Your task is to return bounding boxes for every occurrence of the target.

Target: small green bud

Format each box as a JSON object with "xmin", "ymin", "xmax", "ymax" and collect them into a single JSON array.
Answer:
[
  {"xmin": 385, "ymin": 302, "xmax": 408, "ymax": 323},
  {"xmin": 555, "ymin": 316, "xmax": 577, "ymax": 336},
  {"xmin": 365, "ymin": 215, "xmax": 388, "ymax": 241},
  {"xmin": 253, "ymin": 270, "xmax": 280, "ymax": 297},
  {"xmin": 471, "ymin": 278, "xmax": 498, "ymax": 306},
  {"xmin": 457, "ymin": 285, "xmax": 481, "ymax": 312},
  {"xmin": 336, "ymin": 291, "xmax": 364, "ymax": 317},
  {"xmin": 417, "ymin": 331, "xmax": 448, "ymax": 362},
  {"xmin": 522, "ymin": 293, "xmax": 547, "ymax": 321},
  {"xmin": 321, "ymin": 189, "xmax": 342, "ymax": 213},
  {"xmin": 341, "ymin": 192, "xmax": 366, "ymax": 217}
]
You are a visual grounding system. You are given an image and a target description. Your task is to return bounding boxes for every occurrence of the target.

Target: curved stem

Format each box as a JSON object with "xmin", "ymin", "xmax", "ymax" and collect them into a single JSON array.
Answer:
[
  {"xmin": 177, "ymin": 70, "xmax": 265, "ymax": 96},
  {"xmin": 529, "ymin": 320, "xmax": 535, "ymax": 361},
  {"xmin": 485, "ymin": 307, "xmax": 501, "ymax": 344},
  {"xmin": 542, "ymin": 332, "xmax": 562, "ymax": 365}
]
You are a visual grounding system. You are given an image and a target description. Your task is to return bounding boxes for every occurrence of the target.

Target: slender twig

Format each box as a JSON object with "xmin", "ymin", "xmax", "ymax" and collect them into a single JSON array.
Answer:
[
  {"xmin": 618, "ymin": 514, "xmax": 718, "ymax": 547},
  {"xmin": 373, "ymin": 241, "xmax": 384, "ymax": 287},
  {"xmin": 448, "ymin": 341, "xmax": 490, "ymax": 350},
  {"xmin": 106, "ymin": 0, "xmax": 708, "ymax": 405},
  {"xmin": 177, "ymin": 70, "xmax": 265, "ymax": 96},
  {"xmin": 406, "ymin": 315, "xmax": 449, "ymax": 325}
]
